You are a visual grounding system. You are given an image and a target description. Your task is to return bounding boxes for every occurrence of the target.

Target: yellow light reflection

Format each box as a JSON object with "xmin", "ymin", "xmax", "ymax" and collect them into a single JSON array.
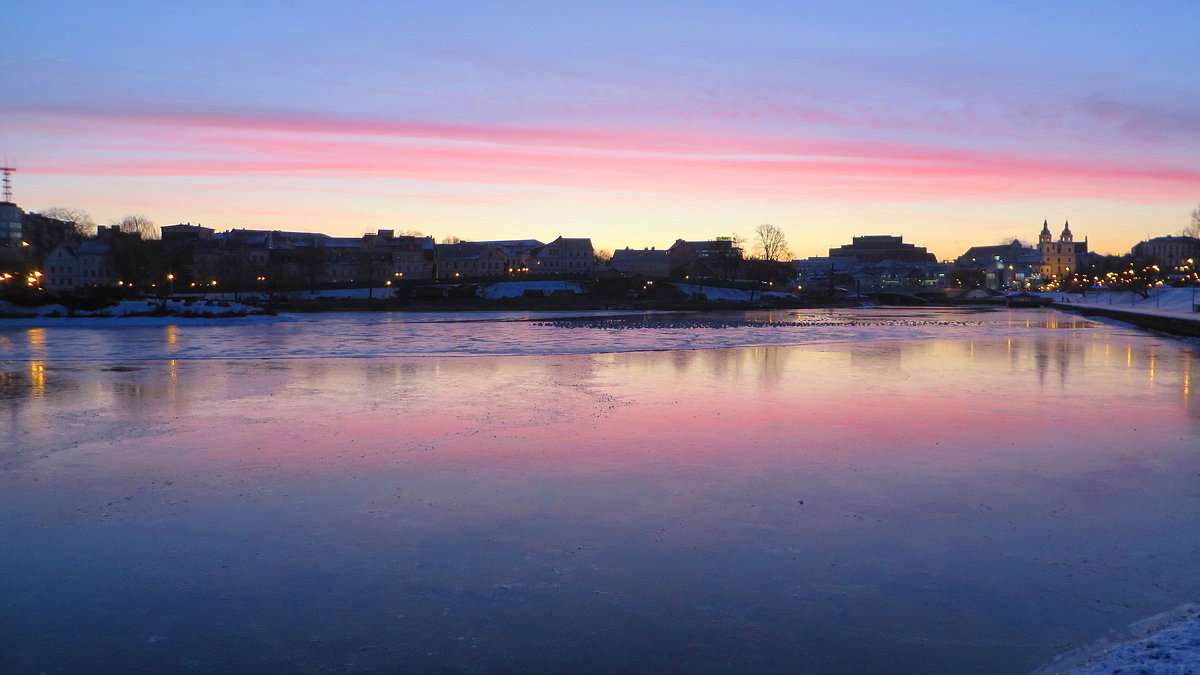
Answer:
[
  {"xmin": 1183, "ymin": 351, "xmax": 1192, "ymax": 401},
  {"xmin": 167, "ymin": 359, "xmax": 178, "ymax": 405},
  {"xmin": 27, "ymin": 328, "xmax": 46, "ymax": 352},
  {"xmin": 29, "ymin": 361, "xmax": 45, "ymax": 398},
  {"xmin": 165, "ymin": 324, "xmax": 179, "ymax": 351}
]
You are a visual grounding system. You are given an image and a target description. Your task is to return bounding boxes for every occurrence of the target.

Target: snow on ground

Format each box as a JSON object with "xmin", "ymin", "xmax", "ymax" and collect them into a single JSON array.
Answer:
[
  {"xmin": 477, "ymin": 281, "xmax": 585, "ymax": 298},
  {"xmin": 670, "ymin": 283, "xmax": 791, "ymax": 302},
  {"xmin": 1033, "ymin": 604, "xmax": 1200, "ymax": 674},
  {"xmin": 1046, "ymin": 287, "xmax": 1200, "ymax": 320}
]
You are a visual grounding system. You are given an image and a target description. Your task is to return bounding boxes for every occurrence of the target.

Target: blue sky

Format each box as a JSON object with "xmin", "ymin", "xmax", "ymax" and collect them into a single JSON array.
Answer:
[{"xmin": 3, "ymin": 0, "xmax": 1198, "ymax": 257}]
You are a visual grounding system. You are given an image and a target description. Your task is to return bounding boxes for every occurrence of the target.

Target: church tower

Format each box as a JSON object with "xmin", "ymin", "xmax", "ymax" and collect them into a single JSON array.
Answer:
[{"xmin": 1038, "ymin": 219, "xmax": 1078, "ymax": 285}]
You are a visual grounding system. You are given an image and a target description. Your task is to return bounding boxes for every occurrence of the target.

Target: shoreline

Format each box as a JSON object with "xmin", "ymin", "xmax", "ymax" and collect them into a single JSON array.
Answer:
[{"xmin": 1052, "ymin": 302, "xmax": 1200, "ymax": 337}]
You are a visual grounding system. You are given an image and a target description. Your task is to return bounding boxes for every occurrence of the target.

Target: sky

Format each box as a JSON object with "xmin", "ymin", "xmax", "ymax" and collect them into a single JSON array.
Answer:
[{"xmin": 3, "ymin": 0, "xmax": 1198, "ymax": 259}]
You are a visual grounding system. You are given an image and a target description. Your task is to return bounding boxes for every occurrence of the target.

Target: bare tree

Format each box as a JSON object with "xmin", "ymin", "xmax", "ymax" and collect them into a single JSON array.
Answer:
[
  {"xmin": 593, "ymin": 249, "xmax": 612, "ymax": 266},
  {"xmin": 752, "ymin": 223, "xmax": 791, "ymax": 262},
  {"xmin": 440, "ymin": 235, "xmax": 464, "ymax": 244},
  {"xmin": 1184, "ymin": 204, "xmax": 1200, "ymax": 237},
  {"xmin": 112, "ymin": 214, "xmax": 160, "ymax": 239},
  {"xmin": 39, "ymin": 206, "xmax": 96, "ymax": 236}
]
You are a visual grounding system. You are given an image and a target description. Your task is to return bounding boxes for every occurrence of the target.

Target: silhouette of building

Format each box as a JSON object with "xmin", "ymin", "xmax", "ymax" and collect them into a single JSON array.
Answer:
[
  {"xmin": 434, "ymin": 242, "xmax": 507, "ymax": 279},
  {"xmin": 528, "ymin": 236, "xmax": 594, "ymax": 274},
  {"xmin": 828, "ymin": 235, "xmax": 936, "ymax": 264},
  {"xmin": 0, "ymin": 201, "xmax": 23, "ymax": 247},
  {"xmin": 472, "ymin": 239, "xmax": 543, "ymax": 273},
  {"xmin": 1132, "ymin": 235, "xmax": 1200, "ymax": 267},
  {"xmin": 951, "ymin": 239, "xmax": 1040, "ymax": 290},
  {"xmin": 680, "ymin": 238, "xmax": 743, "ymax": 278},
  {"xmin": 610, "ymin": 240, "xmax": 699, "ymax": 278}
]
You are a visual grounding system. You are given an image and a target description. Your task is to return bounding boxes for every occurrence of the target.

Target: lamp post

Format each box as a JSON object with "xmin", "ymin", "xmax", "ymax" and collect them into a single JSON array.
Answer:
[{"xmin": 166, "ymin": 273, "xmax": 175, "ymax": 297}]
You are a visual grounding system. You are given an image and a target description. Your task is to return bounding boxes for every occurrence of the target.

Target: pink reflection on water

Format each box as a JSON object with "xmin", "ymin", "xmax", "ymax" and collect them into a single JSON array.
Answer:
[{"xmin": 2, "ymin": 332, "xmax": 1199, "ymax": 673}]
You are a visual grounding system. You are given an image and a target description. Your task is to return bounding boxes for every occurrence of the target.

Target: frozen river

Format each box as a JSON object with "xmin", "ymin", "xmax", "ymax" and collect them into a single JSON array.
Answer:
[{"xmin": 2, "ymin": 307, "xmax": 1198, "ymax": 673}]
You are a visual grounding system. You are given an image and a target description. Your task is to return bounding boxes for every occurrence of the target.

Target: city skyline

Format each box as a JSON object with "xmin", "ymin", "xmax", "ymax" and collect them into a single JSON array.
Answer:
[{"xmin": 3, "ymin": 0, "xmax": 1198, "ymax": 260}]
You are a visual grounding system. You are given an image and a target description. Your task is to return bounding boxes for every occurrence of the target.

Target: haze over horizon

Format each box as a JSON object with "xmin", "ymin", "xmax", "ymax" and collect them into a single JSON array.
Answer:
[{"xmin": 4, "ymin": 0, "xmax": 1198, "ymax": 259}]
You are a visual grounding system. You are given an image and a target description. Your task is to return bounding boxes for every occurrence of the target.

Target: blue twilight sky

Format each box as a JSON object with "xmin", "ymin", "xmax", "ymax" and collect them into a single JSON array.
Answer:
[{"xmin": 3, "ymin": 0, "xmax": 1198, "ymax": 257}]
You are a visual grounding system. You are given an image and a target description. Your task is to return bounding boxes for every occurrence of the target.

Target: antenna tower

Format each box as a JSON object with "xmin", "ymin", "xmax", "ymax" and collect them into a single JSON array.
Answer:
[{"xmin": 0, "ymin": 166, "xmax": 13, "ymax": 202}]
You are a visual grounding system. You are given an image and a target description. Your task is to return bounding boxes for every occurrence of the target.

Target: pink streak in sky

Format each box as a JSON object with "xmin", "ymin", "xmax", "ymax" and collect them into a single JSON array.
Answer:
[{"xmin": 7, "ymin": 105, "xmax": 1198, "ymax": 202}]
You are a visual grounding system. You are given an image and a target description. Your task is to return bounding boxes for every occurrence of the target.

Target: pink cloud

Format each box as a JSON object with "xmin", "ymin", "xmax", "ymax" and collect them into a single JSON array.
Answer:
[{"xmin": 7, "ymin": 104, "xmax": 1198, "ymax": 202}]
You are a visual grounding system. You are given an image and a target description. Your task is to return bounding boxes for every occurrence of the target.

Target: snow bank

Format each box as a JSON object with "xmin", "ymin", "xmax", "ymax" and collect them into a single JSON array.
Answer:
[
  {"xmin": 1049, "ymin": 287, "xmax": 1200, "ymax": 320},
  {"xmin": 1033, "ymin": 604, "xmax": 1200, "ymax": 674},
  {"xmin": 478, "ymin": 281, "xmax": 585, "ymax": 299}
]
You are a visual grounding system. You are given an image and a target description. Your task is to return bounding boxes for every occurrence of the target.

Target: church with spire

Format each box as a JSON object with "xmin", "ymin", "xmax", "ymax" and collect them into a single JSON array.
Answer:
[{"xmin": 1038, "ymin": 219, "xmax": 1087, "ymax": 283}]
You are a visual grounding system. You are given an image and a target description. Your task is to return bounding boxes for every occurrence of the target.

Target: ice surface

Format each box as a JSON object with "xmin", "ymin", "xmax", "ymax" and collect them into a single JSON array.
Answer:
[
  {"xmin": 2, "ymin": 307, "xmax": 1199, "ymax": 673},
  {"xmin": 0, "ymin": 306, "xmax": 1138, "ymax": 362}
]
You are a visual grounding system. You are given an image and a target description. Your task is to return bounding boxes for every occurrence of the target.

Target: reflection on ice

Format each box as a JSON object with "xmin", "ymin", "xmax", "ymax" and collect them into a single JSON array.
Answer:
[
  {"xmin": 0, "ymin": 307, "xmax": 1137, "ymax": 362},
  {"xmin": 1, "ymin": 309, "xmax": 1199, "ymax": 673}
]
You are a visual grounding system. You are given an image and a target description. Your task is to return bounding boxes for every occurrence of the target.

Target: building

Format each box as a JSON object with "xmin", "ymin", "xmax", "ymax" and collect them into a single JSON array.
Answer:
[
  {"xmin": 951, "ymin": 240, "xmax": 1040, "ymax": 290},
  {"xmin": 528, "ymin": 236, "xmax": 594, "ymax": 274},
  {"xmin": 1132, "ymin": 235, "xmax": 1200, "ymax": 267},
  {"xmin": 373, "ymin": 231, "xmax": 435, "ymax": 280},
  {"xmin": 1038, "ymin": 220, "xmax": 1087, "ymax": 282},
  {"xmin": 0, "ymin": 201, "xmax": 22, "ymax": 247},
  {"xmin": 610, "ymin": 240, "xmax": 696, "ymax": 278},
  {"xmin": 679, "ymin": 239, "xmax": 742, "ymax": 278},
  {"xmin": 472, "ymin": 239, "xmax": 543, "ymax": 273},
  {"xmin": 828, "ymin": 235, "xmax": 937, "ymax": 264},
  {"xmin": 793, "ymin": 256, "xmax": 854, "ymax": 280},
  {"xmin": 42, "ymin": 240, "xmax": 116, "ymax": 291},
  {"xmin": 434, "ymin": 242, "xmax": 507, "ymax": 279}
]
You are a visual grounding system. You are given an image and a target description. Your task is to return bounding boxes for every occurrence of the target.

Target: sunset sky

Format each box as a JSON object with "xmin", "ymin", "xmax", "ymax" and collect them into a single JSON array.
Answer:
[{"xmin": 4, "ymin": 0, "xmax": 1198, "ymax": 259}]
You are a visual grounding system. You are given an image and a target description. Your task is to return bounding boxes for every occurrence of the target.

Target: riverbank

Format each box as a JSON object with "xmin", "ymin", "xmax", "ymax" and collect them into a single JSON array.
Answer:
[
  {"xmin": 0, "ymin": 298, "xmax": 267, "ymax": 319},
  {"xmin": 1047, "ymin": 288, "xmax": 1200, "ymax": 338},
  {"xmin": 1032, "ymin": 604, "xmax": 1200, "ymax": 674}
]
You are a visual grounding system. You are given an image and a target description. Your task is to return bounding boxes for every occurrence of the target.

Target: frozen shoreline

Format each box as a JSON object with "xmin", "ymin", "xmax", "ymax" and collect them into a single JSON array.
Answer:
[{"xmin": 1032, "ymin": 604, "xmax": 1200, "ymax": 674}]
